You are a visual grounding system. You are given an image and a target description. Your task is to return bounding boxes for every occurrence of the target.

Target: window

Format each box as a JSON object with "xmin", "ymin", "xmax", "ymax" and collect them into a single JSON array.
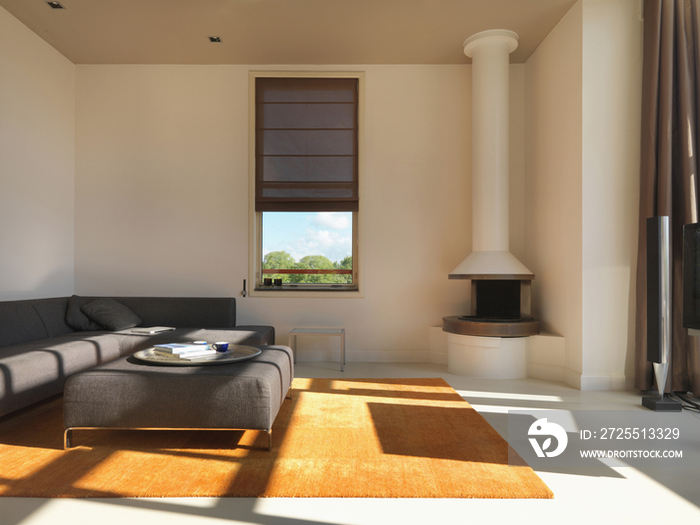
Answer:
[
  {"xmin": 250, "ymin": 74, "xmax": 361, "ymax": 293},
  {"xmin": 262, "ymin": 211, "xmax": 355, "ymax": 286}
]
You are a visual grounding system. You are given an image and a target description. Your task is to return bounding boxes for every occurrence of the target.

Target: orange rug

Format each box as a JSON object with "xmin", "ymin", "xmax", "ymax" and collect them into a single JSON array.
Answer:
[{"xmin": 0, "ymin": 378, "xmax": 552, "ymax": 498}]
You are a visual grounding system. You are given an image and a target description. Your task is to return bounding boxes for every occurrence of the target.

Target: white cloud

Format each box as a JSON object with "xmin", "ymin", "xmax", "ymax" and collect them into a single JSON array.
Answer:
[
  {"xmin": 263, "ymin": 211, "xmax": 352, "ymax": 263},
  {"xmin": 287, "ymin": 229, "xmax": 351, "ymax": 262},
  {"xmin": 312, "ymin": 212, "xmax": 351, "ymax": 230}
]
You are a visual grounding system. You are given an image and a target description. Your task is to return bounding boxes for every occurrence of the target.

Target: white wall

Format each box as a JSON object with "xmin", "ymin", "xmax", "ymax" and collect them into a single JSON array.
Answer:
[
  {"xmin": 524, "ymin": 0, "xmax": 642, "ymax": 389},
  {"xmin": 509, "ymin": 65, "xmax": 527, "ymax": 263},
  {"xmin": 0, "ymin": 7, "xmax": 75, "ymax": 301},
  {"xmin": 75, "ymin": 64, "xmax": 480, "ymax": 360},
  {"xmin": 524, "ymin": 2, "xmax": 584, "ymax": 384},
  {"xmin": 581, "ymin": 0, "xmax": 642, "ymax": 390}
]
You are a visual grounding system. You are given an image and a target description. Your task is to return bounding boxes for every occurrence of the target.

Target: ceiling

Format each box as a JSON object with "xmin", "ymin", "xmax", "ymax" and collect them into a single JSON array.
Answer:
[{"xmin": 0, "ymin": 0, "xmax": 577, "ymax": 65}]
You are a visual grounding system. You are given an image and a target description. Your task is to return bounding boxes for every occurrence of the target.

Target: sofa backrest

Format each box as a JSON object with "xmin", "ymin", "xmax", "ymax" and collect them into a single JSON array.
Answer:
[
  {"xmin": 0, "ymin": 296, "xmax": 237, "ymax": 349},
  {"xmin": 31, "ymin": 297, "xmax": 74, "ymax": 336},
  {"xmin": 0, "ymin": 297, "xmax": 73, "ymax": 348},
  {"xmin": 115, "ymin": 297, "xmax": 236, "ymax": 328}
]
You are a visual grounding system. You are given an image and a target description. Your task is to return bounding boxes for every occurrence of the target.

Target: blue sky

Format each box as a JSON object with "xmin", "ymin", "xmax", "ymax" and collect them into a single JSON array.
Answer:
[{"xmin": 262, "ymin": 212, "xmax": 352, "ymax": 263}]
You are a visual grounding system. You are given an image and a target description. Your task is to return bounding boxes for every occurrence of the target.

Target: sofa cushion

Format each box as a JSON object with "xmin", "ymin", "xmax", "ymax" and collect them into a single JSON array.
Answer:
[
  {"xmin": 81, "ymin": 298, "xmax": 142, "ymax": 331},
  {"xmin": 0, "ymin": 333, "xmax": 122, "ymax": 418},
  {"xmin": 65, "ymin": 296, "xmax": 102, "ymax": 331}
]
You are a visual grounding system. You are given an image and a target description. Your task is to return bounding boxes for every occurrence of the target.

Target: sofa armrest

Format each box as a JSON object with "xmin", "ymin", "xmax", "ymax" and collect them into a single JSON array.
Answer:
[{"xmin": 231, "ymin": 325, "xmax": 275, "ymax": 346}]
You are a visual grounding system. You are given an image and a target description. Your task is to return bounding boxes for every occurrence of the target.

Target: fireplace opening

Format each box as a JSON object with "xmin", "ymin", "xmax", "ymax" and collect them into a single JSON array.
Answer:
[
  {"xmin": 444, "ymin": 277, "xmax": 540, "ymax": 337},
  {"xmin": 469, "ymin": 280, "xmax": 520, "ymax": 319}
]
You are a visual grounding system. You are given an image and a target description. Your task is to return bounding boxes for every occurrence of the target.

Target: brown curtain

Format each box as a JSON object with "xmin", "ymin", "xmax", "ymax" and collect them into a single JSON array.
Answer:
[{"xmin": 636, "ymin": 0, "xmax": 700, "ymax": 393}]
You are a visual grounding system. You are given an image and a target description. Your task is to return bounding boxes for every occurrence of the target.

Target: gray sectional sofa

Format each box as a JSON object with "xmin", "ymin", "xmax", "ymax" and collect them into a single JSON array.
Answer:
[{"xmin": 0, "ymin": 296, "xmax": 275, "ymax": 419}]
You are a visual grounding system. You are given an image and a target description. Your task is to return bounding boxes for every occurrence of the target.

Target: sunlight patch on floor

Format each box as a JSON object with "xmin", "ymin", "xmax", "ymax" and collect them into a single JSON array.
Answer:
[
  {"xmin": 456, "ymin": 390, "xmax": 563, "ymax": 403},
  {"xmin": 469, "ymin": 404, "xmax": 550, "ymax": 414}
]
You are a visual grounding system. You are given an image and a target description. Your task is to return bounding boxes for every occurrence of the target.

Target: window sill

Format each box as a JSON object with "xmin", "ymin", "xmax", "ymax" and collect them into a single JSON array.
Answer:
[{"xmin": 249, "ymin": 287, "xmax": 363, "ymax": 299}]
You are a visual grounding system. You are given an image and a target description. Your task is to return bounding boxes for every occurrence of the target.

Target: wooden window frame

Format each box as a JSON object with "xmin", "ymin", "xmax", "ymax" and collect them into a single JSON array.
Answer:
[{"xmin": 248, "ymin": 71, "xmax": 364, "ymax": 298}]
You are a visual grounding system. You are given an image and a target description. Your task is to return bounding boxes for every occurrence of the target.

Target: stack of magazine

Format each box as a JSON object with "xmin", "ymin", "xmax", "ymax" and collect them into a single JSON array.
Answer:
[{"xmin": 152, "ymin": 343, "xmax": 217, "ymax": 361}]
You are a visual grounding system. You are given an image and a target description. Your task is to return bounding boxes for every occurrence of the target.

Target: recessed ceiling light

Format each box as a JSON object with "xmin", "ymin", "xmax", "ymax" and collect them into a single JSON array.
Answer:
[
  {"xmin": 209, "ymin": 36, "xmax": 222, "ymax": 43},
  {"xmin": 46, "ymin": 1, "xmax": 65, "ymax": 9}
]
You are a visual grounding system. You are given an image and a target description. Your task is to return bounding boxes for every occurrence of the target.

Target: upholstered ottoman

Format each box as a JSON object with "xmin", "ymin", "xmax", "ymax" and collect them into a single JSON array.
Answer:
[{"xmin": 63, "ymin": 345, "xmax": 293, "ymax": 451}]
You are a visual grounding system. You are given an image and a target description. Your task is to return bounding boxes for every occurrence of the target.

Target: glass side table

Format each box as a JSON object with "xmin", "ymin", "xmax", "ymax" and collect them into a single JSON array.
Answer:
[{"xmin": 288, "ymin": 328, "xmax": 346, "ymax": 371}]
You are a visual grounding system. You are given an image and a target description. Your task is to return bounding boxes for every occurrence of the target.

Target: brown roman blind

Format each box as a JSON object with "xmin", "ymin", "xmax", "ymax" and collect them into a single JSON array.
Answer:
[{"xmin": 255, "ymin": 77, "xmax": 359, "ymax": 212}]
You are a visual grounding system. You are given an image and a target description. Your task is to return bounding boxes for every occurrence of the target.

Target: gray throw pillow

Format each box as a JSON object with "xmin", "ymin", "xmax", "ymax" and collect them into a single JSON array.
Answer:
[
  {"xmin": 65, "ymin": 295, "xmax": 102, "ymax": 331},
  {"xmin": 80, "ymin": 298, "xmax": 142, "ymax": 331}
]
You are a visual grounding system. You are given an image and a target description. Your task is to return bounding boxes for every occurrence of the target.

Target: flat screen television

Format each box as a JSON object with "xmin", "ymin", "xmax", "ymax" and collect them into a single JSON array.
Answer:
[{"xmin": 683, "ymin": 222, "xmax": 700, "ymax": 330}]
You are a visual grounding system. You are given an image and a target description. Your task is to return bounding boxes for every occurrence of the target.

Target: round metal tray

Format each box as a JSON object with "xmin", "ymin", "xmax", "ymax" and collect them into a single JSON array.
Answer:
[{"xmin": 133, "ymin": 345, "xmax": 262, "ymax": 366}]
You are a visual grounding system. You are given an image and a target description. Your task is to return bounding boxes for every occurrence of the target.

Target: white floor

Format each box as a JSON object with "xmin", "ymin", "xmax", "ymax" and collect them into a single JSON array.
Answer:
[{"xmin": 2, "ymin": 361, "xmax": 700, "ymax": 525}]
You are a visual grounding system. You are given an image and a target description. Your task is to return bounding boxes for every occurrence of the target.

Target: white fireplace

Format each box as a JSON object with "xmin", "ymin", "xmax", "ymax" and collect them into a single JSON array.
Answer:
[{"xmin": 444, "ymin": 29, "xmax": 539, "ymax": 379}]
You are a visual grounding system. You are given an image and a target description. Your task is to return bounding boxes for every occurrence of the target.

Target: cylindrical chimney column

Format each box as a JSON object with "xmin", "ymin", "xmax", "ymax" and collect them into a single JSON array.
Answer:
[{"xmin": 463, "ymin": 30, "xmax": 519, "ymax": 252}]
